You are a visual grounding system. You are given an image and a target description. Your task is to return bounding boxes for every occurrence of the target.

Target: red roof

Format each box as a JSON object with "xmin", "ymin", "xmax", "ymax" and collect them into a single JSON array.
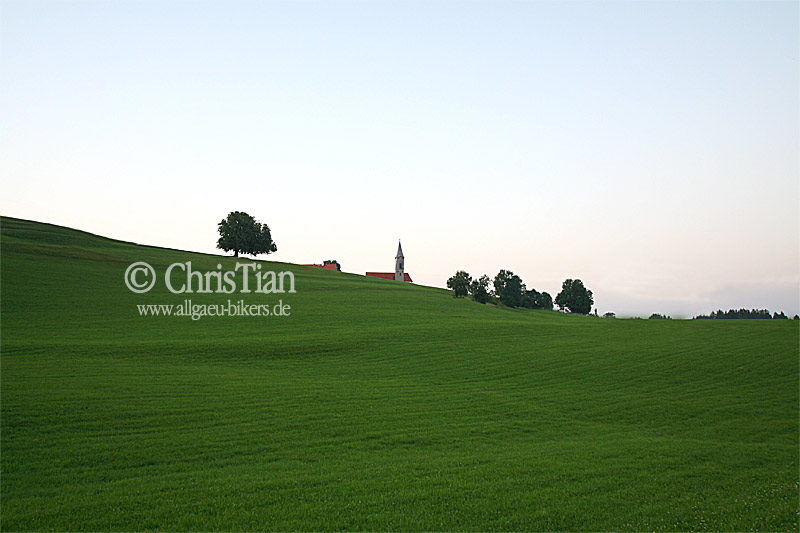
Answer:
[
  {"xmin": 304, "ymin": 263, "xmax": 338, "ymax": 271},
  {"xmin": 365, "ymin": 272, "xmax": 413, "ymax": 282}
]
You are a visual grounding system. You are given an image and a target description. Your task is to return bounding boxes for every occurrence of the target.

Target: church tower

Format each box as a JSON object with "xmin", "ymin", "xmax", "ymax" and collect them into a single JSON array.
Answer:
[{"xmin": 395, "ymin": 240, "xmax": 404, "ymax": 281}]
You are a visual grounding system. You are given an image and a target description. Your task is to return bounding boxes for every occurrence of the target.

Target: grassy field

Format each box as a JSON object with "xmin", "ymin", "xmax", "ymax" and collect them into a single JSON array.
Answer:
[{"xmin": 1, "ymin": 216, "xmax": 798, "ymax": 531}]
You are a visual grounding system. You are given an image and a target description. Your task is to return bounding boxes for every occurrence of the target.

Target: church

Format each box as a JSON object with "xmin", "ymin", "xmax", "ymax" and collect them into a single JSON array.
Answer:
[{"xmin": 366, "ymin": 241, "xmax": 413, "ymax": 282}]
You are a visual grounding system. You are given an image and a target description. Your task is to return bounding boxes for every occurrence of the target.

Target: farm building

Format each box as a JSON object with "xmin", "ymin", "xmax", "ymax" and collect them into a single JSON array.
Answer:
[{"xmin": 304, "ymin": 263, "xmax": 338, "ymax": 271}]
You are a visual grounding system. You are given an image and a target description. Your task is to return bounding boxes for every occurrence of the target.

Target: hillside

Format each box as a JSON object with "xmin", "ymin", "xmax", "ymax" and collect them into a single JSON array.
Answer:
[{"xmin": 1, "ymin": 216, "xmax": 798, "ymax": 530}]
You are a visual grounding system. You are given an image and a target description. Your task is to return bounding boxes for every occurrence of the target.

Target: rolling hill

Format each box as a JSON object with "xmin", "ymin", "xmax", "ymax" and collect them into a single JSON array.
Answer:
[{"xmin": 1, "ymin": 216, "xmax": 797, "ymax": 530}]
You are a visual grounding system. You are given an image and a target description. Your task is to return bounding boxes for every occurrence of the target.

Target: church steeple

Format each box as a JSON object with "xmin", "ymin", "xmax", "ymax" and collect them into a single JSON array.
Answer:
[{"xmin": 395, "ymin": 240, "xmax": 404, "ymax": 281}]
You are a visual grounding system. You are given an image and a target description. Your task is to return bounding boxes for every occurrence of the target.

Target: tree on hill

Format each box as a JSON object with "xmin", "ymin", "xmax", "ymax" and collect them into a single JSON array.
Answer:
[
  {"xmin": 494, "ymin": 270, "xmax": 524, "ymax": 308},
  {"xmin": 522, "ymin": 289, "xmax": 537, "ymax": 309},
  {"xmin": 323, "ymin": 260, "xmax": 341, "ymax": 271},
  {"xmin": 447, "ymin": 270, "xmax": 472, "ymax": 298},
  {"xmin": 217, "ymin": 211, "xmax": 277, "ymax": 258},
  {"xmin": 522, "ymin": 288, "xmax": 554, "ymax": 310},
  {"xmin": 537, "ymin": 291, "xmax": 553, "ymax": 310},
  {"xmin": 469, "ymin": 275, "xmax": 492, "ymax": 304},
  {"xmin": 555, "ymin": 279, "xmax": 593, "ymax": 314},
  {"xmin": 649, "ymin": 313, "xmax": 671, "ymax": 319}
]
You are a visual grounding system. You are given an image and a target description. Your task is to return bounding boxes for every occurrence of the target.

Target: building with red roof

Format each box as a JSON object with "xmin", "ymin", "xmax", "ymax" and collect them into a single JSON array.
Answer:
[
  {"xmin": 365, "ymin": 241, "xmax": 412, "ymax": 283},
  {"xmin": 365, "ymin": 272, "xmax": 413, "ymax": 282},
  {"xmin": 304, "ymin": 263, "xmax": 339, "ymax": 271}
]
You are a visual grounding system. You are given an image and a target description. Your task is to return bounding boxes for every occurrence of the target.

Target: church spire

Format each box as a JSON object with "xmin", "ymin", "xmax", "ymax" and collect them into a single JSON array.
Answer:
[{"xmin": 395, "ymin": 240, "xmax": 405, "ymax": 281}]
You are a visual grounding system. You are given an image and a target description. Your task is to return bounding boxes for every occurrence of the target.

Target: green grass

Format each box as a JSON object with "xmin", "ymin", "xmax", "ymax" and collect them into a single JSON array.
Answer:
[{"xmin": 1, "ymin": 215, "xmax": 798, "ymax": 531}]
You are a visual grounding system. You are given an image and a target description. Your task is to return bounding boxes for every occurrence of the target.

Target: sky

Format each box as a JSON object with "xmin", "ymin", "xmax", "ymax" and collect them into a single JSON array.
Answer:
[{"xmin": 1, "ymin": 0, "xmax": 798, "ymax": 317}]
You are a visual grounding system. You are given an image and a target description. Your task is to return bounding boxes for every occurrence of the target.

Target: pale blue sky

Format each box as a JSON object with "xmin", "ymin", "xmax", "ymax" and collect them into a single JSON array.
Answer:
[{"xmin": 2, "ymin": 0, "xmax": 798, "ymax": 316}]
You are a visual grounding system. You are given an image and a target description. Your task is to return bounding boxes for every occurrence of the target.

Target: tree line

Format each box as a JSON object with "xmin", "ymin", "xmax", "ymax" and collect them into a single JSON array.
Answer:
[
  {"xmin": 694, "ymin": 309, "xmax": 797, "ymax": 320},
  {"xmin": 447, "ymin": 270, "xmax": 594, "ymax": 314}
]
